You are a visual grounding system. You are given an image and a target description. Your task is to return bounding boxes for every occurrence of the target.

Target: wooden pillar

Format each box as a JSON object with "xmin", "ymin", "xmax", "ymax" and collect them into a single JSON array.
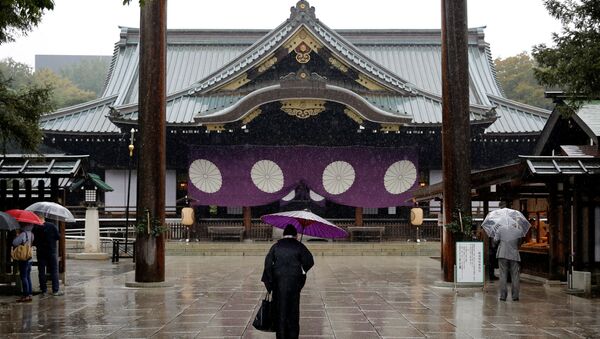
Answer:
[
  {"xmin": 441, "ymin": 0, "xmax": 471, "ymax": 282},
  {"xmin": 135, "ymin": 0, "xmax": 167, "ymax": 283},
  {"xmin": 12, "ymin": 180, "xmax": 19, "ymax": 209},
  {"xmin": 50, "ymin": 177, "xmax": 59, "ymax": 202},
  {"xmin": 0, "ymin": 180, "xmax": 6, "ymax": 210},
  {"xmin": 243, "ymin": 206, "xmax": 252, "ymax": 233},
  {"xmin": 37, "ymin": 179, "xmax": 45, "ymax": 200},
  {"xmin": 355, "ymin": 207, "xmax": 363, "ymax": 226},
  {"xmin": 24, "ymin": 180, "xmax": 32, "ymax": 207}
]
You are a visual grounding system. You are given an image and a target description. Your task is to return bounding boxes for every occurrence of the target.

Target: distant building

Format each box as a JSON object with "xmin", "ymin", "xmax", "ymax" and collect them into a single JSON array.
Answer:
[{"xmin": 34, "ymin": 54, "xmax": 111, "ymax": 73}]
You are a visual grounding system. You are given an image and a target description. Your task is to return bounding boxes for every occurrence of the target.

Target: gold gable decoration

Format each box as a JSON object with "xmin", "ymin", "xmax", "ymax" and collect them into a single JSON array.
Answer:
[
  {"xmin": 284, "ymin": 27, "xmax": 323, "ymax": 54},
  {"xmin": 219, "ymin": 73, "xmax": 250, "ymax": 91},
  {"xmin": 257, "ymin": 57, "xmax": 277, "ymax": 73},
  {"xmin": 281, "ymin": 100, "xmax": 326, "ymax": 119},
  {"xmin": 357, "ymin": 74, "xmax": 385, "ymax": 91},
  {"xmin": 205, "ymin": 124, "xmax": 225, "ymax": 132},
  {"xmin": 295, "ymin": 42, "xmax": 311, "ymax": 64},
  {"xmin": 380, "ymin": 124, "xmax": 400, "ymax": 132},
  {"xmin": 329, "ymin": 57, "xmax": 349, "ymax": 73},
  {"xmin": 242, "ymin": 108, "xmax": 262, "ymax": 125},
  {"xmin": 343, "ymin": 108, "xmax": 364, "ymax": 125}
]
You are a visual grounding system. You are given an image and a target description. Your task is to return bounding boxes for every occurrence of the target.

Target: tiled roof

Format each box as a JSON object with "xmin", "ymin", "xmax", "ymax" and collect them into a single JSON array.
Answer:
[
  {"xmin": 40, "ymin": 96, "xmax": 118, "ymax": 134},
  {"xmin": 486, "ymin": 95, "xmax": 550, "ymax": 134},
  {"xmin": 576, "ymin": 102, "xmax": 600, "ymax": 137},
  {"xmin": 41, "ymin": 3, "xmax": 547, "ymax": 135}
]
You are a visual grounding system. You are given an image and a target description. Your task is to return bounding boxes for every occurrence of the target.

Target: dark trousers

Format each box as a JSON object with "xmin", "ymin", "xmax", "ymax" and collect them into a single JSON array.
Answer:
[
  {"xmin": 18, "ymin": 260, "xmax": 32, "ymax": 297},
  {"xmin": 38, "ymin": 252, "xmax": 60, "ymax": 293},
  {"xmin": 498, "ymin": 258, "xmax": 520, "ymax": 300},
  {"xmin": 273, "ymin": 275, "xmax": 302, "ymax": 339}
]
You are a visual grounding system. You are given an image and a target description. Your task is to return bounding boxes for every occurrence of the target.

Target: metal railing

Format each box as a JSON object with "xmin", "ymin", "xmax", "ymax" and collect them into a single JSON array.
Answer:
[{"xmin": 64, "ymin": 217, "xmax": 442, "ymax": 243}]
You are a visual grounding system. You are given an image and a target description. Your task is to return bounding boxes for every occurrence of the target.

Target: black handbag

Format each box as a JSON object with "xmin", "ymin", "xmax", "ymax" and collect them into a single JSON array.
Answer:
[{"xmin": 252, "ymin": 292, "xmax": 274, "ymax": 332}]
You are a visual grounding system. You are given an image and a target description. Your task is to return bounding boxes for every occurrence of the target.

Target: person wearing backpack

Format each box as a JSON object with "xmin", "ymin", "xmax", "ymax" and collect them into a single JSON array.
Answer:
[{"xmin": 12, "ymin": 223, "xmax": 35, "ymax": 303}]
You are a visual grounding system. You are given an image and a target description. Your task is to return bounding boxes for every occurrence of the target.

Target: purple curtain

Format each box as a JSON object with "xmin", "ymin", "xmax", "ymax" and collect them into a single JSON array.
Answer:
[{"xmin": 187, "ymin": 145, "xmax": 418, "ymax": 208}]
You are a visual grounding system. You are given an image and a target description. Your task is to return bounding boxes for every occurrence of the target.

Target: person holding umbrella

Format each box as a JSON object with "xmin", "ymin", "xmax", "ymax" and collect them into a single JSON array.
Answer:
[
  {"xmin": 261, "ymin": 224, "xmax": 314, "ymax": 339},
  {"xmin": 481, "ymin": 208, "xmax": 531, "ymax": 302},
  {"xmin": 33, "ymin": 214, "xmax": 62, "ymax": 296},
  {"xmin": 7, "ymin": 210, "xmax": 43, "ymax": 303}
]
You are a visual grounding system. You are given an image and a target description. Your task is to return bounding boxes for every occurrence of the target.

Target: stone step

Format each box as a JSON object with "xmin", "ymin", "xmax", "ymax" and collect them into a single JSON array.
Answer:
[{"xmin": 166, "ymin": 241, "xmax": 440, "ymax": 256}]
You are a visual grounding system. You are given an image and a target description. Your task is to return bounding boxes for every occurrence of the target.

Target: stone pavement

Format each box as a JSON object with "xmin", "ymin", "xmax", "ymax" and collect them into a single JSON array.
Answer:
[{"xmin": 0, "ymin": 256, "xmax": 599, "ymax": 338}]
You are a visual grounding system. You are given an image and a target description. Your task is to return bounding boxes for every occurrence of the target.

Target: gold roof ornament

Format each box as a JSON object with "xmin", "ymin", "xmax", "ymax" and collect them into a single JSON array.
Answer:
[
  {"xmin": 295, "ymin": 42, "xmax": 311, "ymax": 64},
  {"xmin": 380, "ymin": 124, "xmax": 400, "ymax": 132},
  {"xmin": 344, "ymin": 108, "xmax": 364, "ymax": 125},
  {"xmin": 242, "ymin": 108, "xmax": 262, "ymax": 125},
  {"xmin": 281, "ymin": 99, "xmax": 326, "ymax": 119},
  {"xmin": 205, "ymin": 124, "xmax": 225, "ymax": 132}
]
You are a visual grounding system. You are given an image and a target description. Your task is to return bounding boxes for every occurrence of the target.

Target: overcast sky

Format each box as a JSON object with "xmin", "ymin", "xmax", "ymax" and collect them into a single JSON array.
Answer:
[{"xmin": 0, "ymin": 0, "xmax": 562, "ymax": 69}]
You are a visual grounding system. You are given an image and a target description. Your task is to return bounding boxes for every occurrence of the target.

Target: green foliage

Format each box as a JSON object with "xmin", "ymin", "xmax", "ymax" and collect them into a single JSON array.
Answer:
[
  {"xmin": 494, "ymin": 53, "xmax": 554, "ymax": 110},
  {"xmin": 0, "ymin": 59, "xmax": 52, "ymax": 153},
  {"xmin": 0, "ymin": 0, "xmax": 54, "ymax": 44},
  {"xmin": 0, "ymin": 0, "xmax": 54, "ymax": 153},
  {"xmin": 444, "ymin": 211, "xmax": 473, "ymax": 240},
  {"xmin": 1, "ymin": 58, "xmax": 96, "ymax": 109},
  {"xmin": 533, "ymin": 0, "xmax": 600, "ymax": 110},
  {"xmin": 59, "ymin": 58, "xmax": 110, "ymax": 96},
  {"xmin": 136, "ymin": 209, "xmax": 168, "ymax": 237},
  {"xmin": 34, "ymin": 69, "xmax": 96, "ymax": 108}
]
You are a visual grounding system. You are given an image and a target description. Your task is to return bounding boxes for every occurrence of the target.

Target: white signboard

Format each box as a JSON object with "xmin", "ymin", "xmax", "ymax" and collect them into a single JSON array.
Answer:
[{"xmin": 455, "ymin": 242, "xmax": 484, "ymax": 283}]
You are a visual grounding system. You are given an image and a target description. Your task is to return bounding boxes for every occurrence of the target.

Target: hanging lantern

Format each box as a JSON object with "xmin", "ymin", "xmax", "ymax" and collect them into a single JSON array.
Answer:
[{"xmin": 410, "ymin": 207, "xmax": 423, "ymax": 226}]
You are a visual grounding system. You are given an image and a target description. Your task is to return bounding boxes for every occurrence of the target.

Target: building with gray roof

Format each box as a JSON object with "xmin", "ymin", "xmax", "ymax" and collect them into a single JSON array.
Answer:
[{"xmin": 39, "ymin": 1, "xmax": 550, "ymax": 214}]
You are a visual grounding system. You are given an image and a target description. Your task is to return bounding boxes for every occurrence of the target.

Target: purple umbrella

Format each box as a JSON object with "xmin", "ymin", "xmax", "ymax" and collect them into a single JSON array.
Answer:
[{"xmin": 261, "ymin": 210, "xmax": 348, "ymax": 239}]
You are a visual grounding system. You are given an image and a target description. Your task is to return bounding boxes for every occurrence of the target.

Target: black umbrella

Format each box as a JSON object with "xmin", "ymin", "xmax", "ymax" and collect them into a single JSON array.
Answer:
[{"xmin": 0, "ymin": 211, "xmax": 20, "ymax": 231}]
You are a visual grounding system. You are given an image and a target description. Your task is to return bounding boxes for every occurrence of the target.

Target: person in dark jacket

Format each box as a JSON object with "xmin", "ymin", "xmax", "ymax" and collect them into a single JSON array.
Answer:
[
  {"xmin": 32, "ymin": 215, "xmax": 62, "ymax": 296},
  {"xmin": 261, "ymin": 224, "xmax": 314, "ymax": 339}
]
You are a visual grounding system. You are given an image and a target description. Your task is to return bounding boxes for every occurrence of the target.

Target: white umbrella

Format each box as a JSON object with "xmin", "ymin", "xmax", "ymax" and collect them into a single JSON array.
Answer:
[
  {"xmin": 25, "ymin": 202, "xmax": 75, "ymax": 222},
  {"xmin": 481, "ymin": 208, "xmax": 531, "ymax": 241}
]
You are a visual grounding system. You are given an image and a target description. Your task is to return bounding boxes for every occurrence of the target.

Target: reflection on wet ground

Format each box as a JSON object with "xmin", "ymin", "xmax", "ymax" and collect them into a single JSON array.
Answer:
[{"xmin": 0, "ymin": 256, "xmax": 599, "ymax": 338}]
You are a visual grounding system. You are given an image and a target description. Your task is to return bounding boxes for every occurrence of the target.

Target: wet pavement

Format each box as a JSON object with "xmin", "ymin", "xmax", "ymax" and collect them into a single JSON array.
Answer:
[{"xmin": 0, "ymin": 256, "xmax": 599, "ymax": 338}]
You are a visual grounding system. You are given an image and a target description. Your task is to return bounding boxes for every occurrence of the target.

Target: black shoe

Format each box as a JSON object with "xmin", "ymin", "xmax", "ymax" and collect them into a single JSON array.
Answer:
[
  {"xmin": 499, "ymin": 298, "xmax": 506, "ymax": 301},
  {"xmin": 512, "ymin": 298, "xmax": 519, "ymax": 301}
]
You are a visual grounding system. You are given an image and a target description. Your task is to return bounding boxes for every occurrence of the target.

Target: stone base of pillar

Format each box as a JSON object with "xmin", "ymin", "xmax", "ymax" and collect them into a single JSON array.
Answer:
[
  {"xmin": 125, "ymin": 281, "xmax": 174, "ymax": 288},
  {"xmin": 73, "ymin": 252, "xmax": 110, "ymax": 260}
]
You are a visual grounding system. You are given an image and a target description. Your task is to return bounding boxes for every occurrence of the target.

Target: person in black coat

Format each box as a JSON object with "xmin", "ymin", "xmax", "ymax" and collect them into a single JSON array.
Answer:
[
  {"xmin": 261, "ymin": 224, "xmax": 314, "ymax": 339},
  {"xmin": 32, "ymin": 215, "xmax": 62, "ymax": 296}
]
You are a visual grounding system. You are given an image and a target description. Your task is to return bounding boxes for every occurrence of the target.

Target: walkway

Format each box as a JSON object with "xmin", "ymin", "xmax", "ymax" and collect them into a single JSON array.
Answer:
[{"xmin": 0, "ymin": 256, "xmax": 599, "ymax": 338}]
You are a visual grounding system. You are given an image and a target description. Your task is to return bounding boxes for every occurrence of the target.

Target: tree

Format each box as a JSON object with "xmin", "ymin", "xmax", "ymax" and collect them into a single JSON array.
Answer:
[
  {"xmin": 495, "ymin": 53, "xmax": 553, "ymax": 110},
  {"xmin": 0, "ymin": 0, "xmax": 54, "ymax": 153},
  {"xmin": 0, "ymin": 72, "xmax": 52, "ymax": 153},
  {"xmin": 533, "ymin": 0, "xmax": 600, "ymax": 107},
  {"xmin": 0, "ymin": 0, "xmax": 54, "ymax": 44},
  {"xmin": 59, "ymin": 58, "xmax": 110, "ymax": 96},
  {"xmin": 34, "ymin": 68, "xmax": 96, "ymax": 108},
  {"xmin": 1, "ymin": 58, "xmax": 95, "ymax": 108}
]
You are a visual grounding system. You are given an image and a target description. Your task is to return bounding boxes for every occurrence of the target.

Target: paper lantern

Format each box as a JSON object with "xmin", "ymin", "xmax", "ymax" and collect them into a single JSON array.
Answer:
[{"xmin": 410, "ymin": 207, "xmax": 423, "ymax": 226}]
